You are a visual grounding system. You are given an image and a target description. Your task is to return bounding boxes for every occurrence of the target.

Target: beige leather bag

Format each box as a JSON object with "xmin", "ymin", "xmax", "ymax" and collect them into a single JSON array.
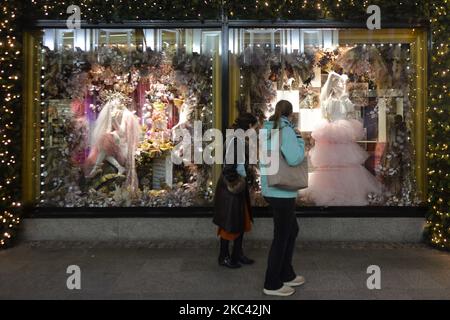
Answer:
[{"xmin": 267, "ymin": 128, "xmax": 308, "ymax": 191}]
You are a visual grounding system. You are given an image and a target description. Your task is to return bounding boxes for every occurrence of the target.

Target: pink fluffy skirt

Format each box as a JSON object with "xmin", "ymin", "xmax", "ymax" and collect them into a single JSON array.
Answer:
[
  {"xmin": 310, "ymin": 142, "xmax": 369, "ymax": 167},
  {"xmin": 312, "ymin": 119, "xmax": 365, "ymax": 143},
  {"xmin": 302, "ymin": 166, "xmax": 382, "ymax": 206},
  {"xmin": 303, "ymin": 118, "xmax": 381, "ymax": 206}
]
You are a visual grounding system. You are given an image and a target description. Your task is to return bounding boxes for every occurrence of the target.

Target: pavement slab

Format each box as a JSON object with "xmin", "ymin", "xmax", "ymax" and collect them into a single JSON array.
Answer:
[{"xmin": 0, "ymin": 241, "xmax": 448, "ymax": 300}]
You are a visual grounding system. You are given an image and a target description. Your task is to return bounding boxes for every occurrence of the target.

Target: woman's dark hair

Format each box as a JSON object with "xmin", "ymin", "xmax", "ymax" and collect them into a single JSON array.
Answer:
[
  {"xmin": 269, "ymin": 100, "xmax": 293, "ymax": 129},
  {"xmin": 232, "ymin": 112, "xmax": 258, "ymax": 130}
]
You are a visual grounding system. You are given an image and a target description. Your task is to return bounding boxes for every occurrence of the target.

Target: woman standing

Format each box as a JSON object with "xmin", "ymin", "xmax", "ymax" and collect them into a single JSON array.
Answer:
[
  {"xmin": 260, "ymin": 100, "xmax": 306, "ymax": 296},
  {"xmin": 213, "ymin": 113, "xmax": 259, "ymax": 269}
]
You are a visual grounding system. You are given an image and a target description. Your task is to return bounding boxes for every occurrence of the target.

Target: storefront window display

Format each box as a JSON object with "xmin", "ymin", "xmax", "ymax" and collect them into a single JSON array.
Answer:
[
  {"xmin": 28, "ymin": 28, "xmax": 222, "ymax": 207},
  {"xmin": 23, "ymin": 25, "xmax": 427, "ymax": 209},
  {"xmin": 228, "ymin": 28, "xmax": 426, "ymax": 207}
]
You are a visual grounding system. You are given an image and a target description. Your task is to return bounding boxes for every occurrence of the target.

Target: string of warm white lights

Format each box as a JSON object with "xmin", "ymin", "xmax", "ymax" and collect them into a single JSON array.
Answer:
[
  {"xmin": 26, "ymin": 0, "xmax": 429, "ymax": 21},
  {"xmin": 0, "ymin": 1, "xmax": 448, "ymax": 249},
  {"xmin": 0, "ymin": 1, "xmax": 21, "ymax": 248},
  {"xmin": 425, "ymin": 0, "xmax": 450, "ymax": 250},
  {"xmin": 39, "ymin": 46, "xmax": 47, "ymax": 205}
]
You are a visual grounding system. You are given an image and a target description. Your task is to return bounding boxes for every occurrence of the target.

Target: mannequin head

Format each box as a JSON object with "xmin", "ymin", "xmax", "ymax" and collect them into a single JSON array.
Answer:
[
  {"xmin": 321, "ymin": 72, "xmax": 348, "ymax": 101},
  {"xmin": 332, "ymin": 73, "xmax": 348, "ymax": 96}
]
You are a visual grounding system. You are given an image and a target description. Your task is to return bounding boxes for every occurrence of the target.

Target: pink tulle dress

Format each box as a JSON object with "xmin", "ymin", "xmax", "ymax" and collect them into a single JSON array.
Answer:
[{"xmin": 302, "ymin": 72, "xmax": 382, "ymax": 206}]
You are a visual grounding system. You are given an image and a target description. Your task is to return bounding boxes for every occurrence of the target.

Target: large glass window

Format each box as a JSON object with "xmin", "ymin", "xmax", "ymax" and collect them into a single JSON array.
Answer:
[
  {"xmin": 23, "ymin": 26, "xmax": 427, "ymax": 209},
  {"xmin": 28, "ymin": 28, "xmax": 221, "ymax": 207},
  {"xmin": 228, "ymin": 28, "xmax": 426, "ymax": 207}
]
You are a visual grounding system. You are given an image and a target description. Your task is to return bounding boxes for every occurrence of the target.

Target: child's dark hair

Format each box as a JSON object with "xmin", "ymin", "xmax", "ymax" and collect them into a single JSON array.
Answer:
[{"xmin": 232, "ymin": 112, "xmax": 258, "ymax": 130}]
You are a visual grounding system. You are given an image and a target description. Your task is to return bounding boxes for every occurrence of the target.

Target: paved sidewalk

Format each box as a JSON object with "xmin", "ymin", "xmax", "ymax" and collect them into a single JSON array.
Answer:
[{"xmin": 0, "ymin": 241, "xmax": 449, "ymax": 300}]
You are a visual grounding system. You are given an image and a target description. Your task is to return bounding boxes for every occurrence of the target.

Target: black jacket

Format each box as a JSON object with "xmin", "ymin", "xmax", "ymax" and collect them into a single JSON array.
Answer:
[{"xmin": 213, "ymin": 138, "xmax": 253, "ymax": 233}]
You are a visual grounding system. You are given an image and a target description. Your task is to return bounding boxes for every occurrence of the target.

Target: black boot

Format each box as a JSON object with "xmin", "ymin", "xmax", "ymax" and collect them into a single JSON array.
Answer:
[
  {"xmin": 238, "ymin": 255, "xmax": 255, "ymax": 265},
  {"xmin": 219, "ymin": 238, "xmax": 230, "ymax": 261},
  {"xmin": 219, "ymin": 256, "xmax": 242, "ymax": 269},
  {"xmin": 232, "ymin": 234, "xmax": 255, "ymax": 265},
  {"xmin": 219, "ymin": 238, "xmax": 241, "ymax": 268}
]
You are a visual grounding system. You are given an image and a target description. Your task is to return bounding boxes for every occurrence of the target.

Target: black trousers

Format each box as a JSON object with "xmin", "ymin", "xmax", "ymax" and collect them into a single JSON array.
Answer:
[{"xmin": 264, "ymin": 197, "xmax": 299, "ymax": 290}]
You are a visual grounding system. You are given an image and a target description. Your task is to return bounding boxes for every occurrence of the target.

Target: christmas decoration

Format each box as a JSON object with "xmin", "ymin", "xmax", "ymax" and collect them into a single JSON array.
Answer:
[
  {"xmin": 0, "ymin": 1, "xmax": 447, "ymax": 250},
  {"xmin": 37, "ymin": 36, "xmax": 216, "ymax": 207},
  {"xmin": 424, "ymin": 1, "xmax": 450, "ymax": 250},
  {"xmin": 375, "ymin": 114, "xmax": 421, "ymax": 206},
  {"xmin": 0, "ymin": 1, "xmax": 22, "ymax": 248}
]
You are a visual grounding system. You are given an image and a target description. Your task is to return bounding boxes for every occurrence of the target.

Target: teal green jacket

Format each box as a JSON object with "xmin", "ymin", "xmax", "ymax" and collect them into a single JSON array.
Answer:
[{"xmin": 259, "ymin": 116, "xmax": 305, "ymax": 198}]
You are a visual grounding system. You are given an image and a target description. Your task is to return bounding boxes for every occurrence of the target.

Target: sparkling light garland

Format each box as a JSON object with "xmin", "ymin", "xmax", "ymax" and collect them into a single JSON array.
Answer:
[
  {"xmin": 0, "ymin": 1, "xmax": 22, "ymax": 249},
  {"xmin": 425, "ymin": 0, "xmax": 450, "ymax": 250},
  {"xmin": 28, "ymin": 0, "xmax": 221, "ymax": 21}
]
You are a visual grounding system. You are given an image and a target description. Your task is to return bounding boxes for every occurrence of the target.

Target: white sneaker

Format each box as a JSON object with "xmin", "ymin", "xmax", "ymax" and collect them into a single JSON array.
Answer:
[
  {"xmin": 284, "ymin": 275, "xmax": 306, "ymax": 287},
  {"xmin": 263, "ymin": 285, "xmax": 295, "ymax": 297}
]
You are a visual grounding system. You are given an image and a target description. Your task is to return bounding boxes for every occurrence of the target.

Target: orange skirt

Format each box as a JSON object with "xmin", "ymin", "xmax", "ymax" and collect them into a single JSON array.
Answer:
[{"xmin": 217, "ymin": 201, "xmax": 252, "ymax": 241}]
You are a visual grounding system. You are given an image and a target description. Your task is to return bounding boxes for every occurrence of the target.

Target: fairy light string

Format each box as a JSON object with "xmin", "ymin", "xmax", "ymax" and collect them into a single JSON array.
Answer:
[
  {"xmin": 0, "ymin": 1, "xmax": 22, "ymax": 248},
  {"xmin": 425, "ymin": 0, "xmax": 449, "ymax": 250}
]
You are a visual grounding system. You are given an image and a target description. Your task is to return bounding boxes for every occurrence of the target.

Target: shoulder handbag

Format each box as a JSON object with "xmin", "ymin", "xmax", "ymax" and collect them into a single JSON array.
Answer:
[
  {"xmin": 267, "ymin": 127, "xmax": 308, "ymax": 191},
  {"xmin": 222, "ymin": 136, "xmax": 247, "ymax": 194},
  {"xmin": 223, "ymin": 174, "xmax": 246, "ymax": 194}
]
